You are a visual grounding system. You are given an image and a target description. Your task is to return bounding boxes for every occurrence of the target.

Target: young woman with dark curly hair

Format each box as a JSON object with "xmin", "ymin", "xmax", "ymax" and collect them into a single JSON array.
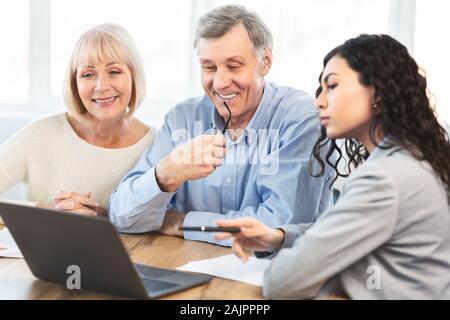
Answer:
[{"xmin": 215, "ymin": 34, "xmax": 450, "ymax": 299}]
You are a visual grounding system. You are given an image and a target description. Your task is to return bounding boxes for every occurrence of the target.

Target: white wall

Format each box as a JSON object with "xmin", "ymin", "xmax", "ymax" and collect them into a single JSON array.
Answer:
[{"xmin": 1, "ymin": 0, "xmax": 449, "ymax": 201}]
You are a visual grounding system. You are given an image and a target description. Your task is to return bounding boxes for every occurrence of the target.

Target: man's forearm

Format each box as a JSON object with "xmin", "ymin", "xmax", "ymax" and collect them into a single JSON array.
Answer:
[{"xmin": 108, "ymin": 167, "xmax": 175, "ymax": 232}]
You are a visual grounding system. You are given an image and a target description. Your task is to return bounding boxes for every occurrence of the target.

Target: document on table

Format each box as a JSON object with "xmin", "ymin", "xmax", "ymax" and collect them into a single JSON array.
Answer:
[
  {"xmin": 0, "ymin": 227, "xmax": 23, "ymax": 258},
  {"xmin": 177, "ymin": 254, "xmax": 271, "ymax": 286}
]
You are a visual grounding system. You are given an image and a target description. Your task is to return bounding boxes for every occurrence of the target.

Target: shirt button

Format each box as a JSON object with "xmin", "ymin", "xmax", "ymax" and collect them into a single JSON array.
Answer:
[{"xmin": 225, "ymin": 177, "xmax": 232, "ymax": 184}]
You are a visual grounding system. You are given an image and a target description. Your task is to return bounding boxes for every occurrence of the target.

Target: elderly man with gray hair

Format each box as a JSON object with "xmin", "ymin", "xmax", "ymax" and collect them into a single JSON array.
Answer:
[{"xmin": 108, "ymin": 5, "xmax": 332, "ymax": 245}]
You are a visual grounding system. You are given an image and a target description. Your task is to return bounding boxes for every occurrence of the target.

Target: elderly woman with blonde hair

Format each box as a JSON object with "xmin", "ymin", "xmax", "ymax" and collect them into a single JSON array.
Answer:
[{"xmin": 0, "ymin": 23, "xmax": 155, "ymax": 216}]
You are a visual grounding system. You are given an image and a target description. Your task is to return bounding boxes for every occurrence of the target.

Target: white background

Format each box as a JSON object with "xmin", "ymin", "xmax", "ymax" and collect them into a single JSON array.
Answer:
[{"xmin": 0, "ymin": 0, "xmax": 448, "ymax": 129}]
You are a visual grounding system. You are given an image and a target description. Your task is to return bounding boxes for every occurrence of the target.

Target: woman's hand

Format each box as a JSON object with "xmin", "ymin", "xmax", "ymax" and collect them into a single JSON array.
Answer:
[
  {"xmin": 37, "ymin": 191, "xmax": 106, "ymax": 216},
  {"xmin": 214, "ymin": 217, "xmax": 285, "ymax": 262}
]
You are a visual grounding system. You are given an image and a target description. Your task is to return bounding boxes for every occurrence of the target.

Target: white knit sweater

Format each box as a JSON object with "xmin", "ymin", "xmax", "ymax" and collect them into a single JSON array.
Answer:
[{"xmin": 0, "ymin": 111, "xmax": 155, "ymax": 208}]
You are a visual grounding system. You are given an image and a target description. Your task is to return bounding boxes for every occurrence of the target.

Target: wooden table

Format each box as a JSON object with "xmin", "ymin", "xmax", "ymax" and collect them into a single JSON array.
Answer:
[{"xmin": 0, "ymin": 224, "xmax": 264, "ymax": 300}]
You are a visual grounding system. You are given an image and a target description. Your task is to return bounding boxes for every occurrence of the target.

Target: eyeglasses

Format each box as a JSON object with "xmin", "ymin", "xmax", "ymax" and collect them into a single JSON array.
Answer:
[{"xmin": 222, "ymin": 101, "xmax": 232, "ymax": 134}]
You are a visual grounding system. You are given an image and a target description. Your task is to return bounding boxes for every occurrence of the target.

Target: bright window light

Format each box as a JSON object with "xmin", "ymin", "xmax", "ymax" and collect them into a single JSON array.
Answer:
[
  {"xmin": 0, "ymin": 1, "xmax": 30, "ymax": 104},
  {"xmin": 415, "ymin": 0, "xmax": 450, "ymax": 126}
]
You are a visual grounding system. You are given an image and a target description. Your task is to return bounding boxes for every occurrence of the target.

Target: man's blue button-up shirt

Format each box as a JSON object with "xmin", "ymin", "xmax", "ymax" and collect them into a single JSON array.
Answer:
[{"xmin": 108, "ymin": 82, "xmax": 333, "ymax": 245}]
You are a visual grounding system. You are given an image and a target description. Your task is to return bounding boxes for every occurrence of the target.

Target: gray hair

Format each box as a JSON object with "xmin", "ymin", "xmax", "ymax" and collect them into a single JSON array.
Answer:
[{"xmin": 193, "ymin": 4, "xmax": 273, "ymax": 56}]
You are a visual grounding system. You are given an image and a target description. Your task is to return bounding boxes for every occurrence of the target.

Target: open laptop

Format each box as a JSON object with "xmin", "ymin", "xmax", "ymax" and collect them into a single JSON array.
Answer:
[{"xmin": 0, "ymin": 201, "xmax": 212, "ymax": 299}]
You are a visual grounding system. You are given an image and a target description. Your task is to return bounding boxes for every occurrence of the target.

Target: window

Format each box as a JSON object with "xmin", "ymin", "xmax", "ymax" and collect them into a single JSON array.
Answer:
[
  {"xmin": 0, "ymin": 1, "xmax": 29, "ymax": 104},
  {"xmin": 50, "ymin": 0, "xmax": 193, "ymax": 124},
  {"xmin": 414, "ymin": 0, "xmax": 450, "ymax": 127},
  {"xmin": 213, "ymin": 0, "xmax": 393, "ymax": 96},
  {"xmin": 1, "ymin": 0, "xmax": 448, "ymax": 128}
]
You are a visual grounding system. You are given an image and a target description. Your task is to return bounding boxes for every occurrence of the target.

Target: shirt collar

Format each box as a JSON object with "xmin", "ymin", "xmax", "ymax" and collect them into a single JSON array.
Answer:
[
  {"xmin": 210, "ymin": 81, "xmax": 274, "ymax": 146},
  {"xmin": 367, "ymin": 136, "xmax": 403, "ymax": 161}
]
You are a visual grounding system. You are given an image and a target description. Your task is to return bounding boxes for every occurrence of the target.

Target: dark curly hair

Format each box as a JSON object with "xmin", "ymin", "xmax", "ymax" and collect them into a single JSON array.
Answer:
[{"xmin": 309, "ymin": 34, "xmax": 450, "ymax": 197}]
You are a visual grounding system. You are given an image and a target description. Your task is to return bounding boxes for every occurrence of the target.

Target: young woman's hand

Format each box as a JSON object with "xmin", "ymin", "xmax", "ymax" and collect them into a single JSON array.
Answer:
[{"xmin": 215, "ymin": 217, "xmax": 285, "ymax": 262}]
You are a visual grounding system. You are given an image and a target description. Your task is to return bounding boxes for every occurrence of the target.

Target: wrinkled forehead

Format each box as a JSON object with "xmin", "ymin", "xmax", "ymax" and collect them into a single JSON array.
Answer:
[{"xmin": 197, "ymin": 24, "xmax": 257, "ymax": 60}]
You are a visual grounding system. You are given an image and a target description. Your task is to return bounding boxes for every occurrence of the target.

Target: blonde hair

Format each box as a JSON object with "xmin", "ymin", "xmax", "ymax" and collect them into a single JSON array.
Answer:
[{"xmin": 63, "ymin": 23, "xmax": 145, "ymax": 118}]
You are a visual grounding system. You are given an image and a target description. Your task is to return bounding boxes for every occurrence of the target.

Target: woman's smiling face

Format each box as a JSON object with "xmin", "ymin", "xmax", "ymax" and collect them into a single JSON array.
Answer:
[{"xmin": 76, "ymin": 61, "xmax": 132, "ymax": 122}]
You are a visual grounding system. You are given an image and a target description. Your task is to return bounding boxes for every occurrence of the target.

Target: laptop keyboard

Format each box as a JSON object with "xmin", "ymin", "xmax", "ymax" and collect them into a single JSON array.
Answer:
[
  {"xmin": 134, "ymin": 264, "xmax": 176, "ymax": 278},
  {"xmin": 140, "ymin": 277, "xmax": 179, "ymax": 293}
]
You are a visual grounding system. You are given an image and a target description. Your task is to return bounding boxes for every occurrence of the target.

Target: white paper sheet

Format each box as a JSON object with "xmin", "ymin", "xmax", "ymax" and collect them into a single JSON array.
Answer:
[
  {"xmin": 177, "ymin": 254, "xmax": 271, "ymax": 286},
  {"xmin": 0, "ymin": 227, "xmax": 23, "ymax": 258}
]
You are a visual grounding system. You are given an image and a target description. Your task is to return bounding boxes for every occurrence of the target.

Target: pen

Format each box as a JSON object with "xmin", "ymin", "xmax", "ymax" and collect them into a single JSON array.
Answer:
[{"xmin": 179, "ymin": 226, "xmax": 241, "ymax": 233}]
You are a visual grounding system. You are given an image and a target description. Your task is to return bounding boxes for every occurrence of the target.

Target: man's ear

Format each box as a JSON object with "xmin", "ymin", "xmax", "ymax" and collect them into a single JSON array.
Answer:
[{"xmin": 260, "ymin": 48, "xmax": 273, "ymax": 76}]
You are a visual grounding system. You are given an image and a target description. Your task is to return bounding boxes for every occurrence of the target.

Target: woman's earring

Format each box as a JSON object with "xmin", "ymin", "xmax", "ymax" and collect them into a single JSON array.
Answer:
[{"xmin": 373, "ymin": 103, "xmax": 378, "ymax": 109}]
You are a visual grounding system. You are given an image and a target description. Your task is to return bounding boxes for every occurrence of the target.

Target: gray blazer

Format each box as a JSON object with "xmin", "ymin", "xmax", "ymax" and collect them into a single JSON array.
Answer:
[{"xmin": 260, "ymin": 143, "xmax": 450, "ymax": 299}]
